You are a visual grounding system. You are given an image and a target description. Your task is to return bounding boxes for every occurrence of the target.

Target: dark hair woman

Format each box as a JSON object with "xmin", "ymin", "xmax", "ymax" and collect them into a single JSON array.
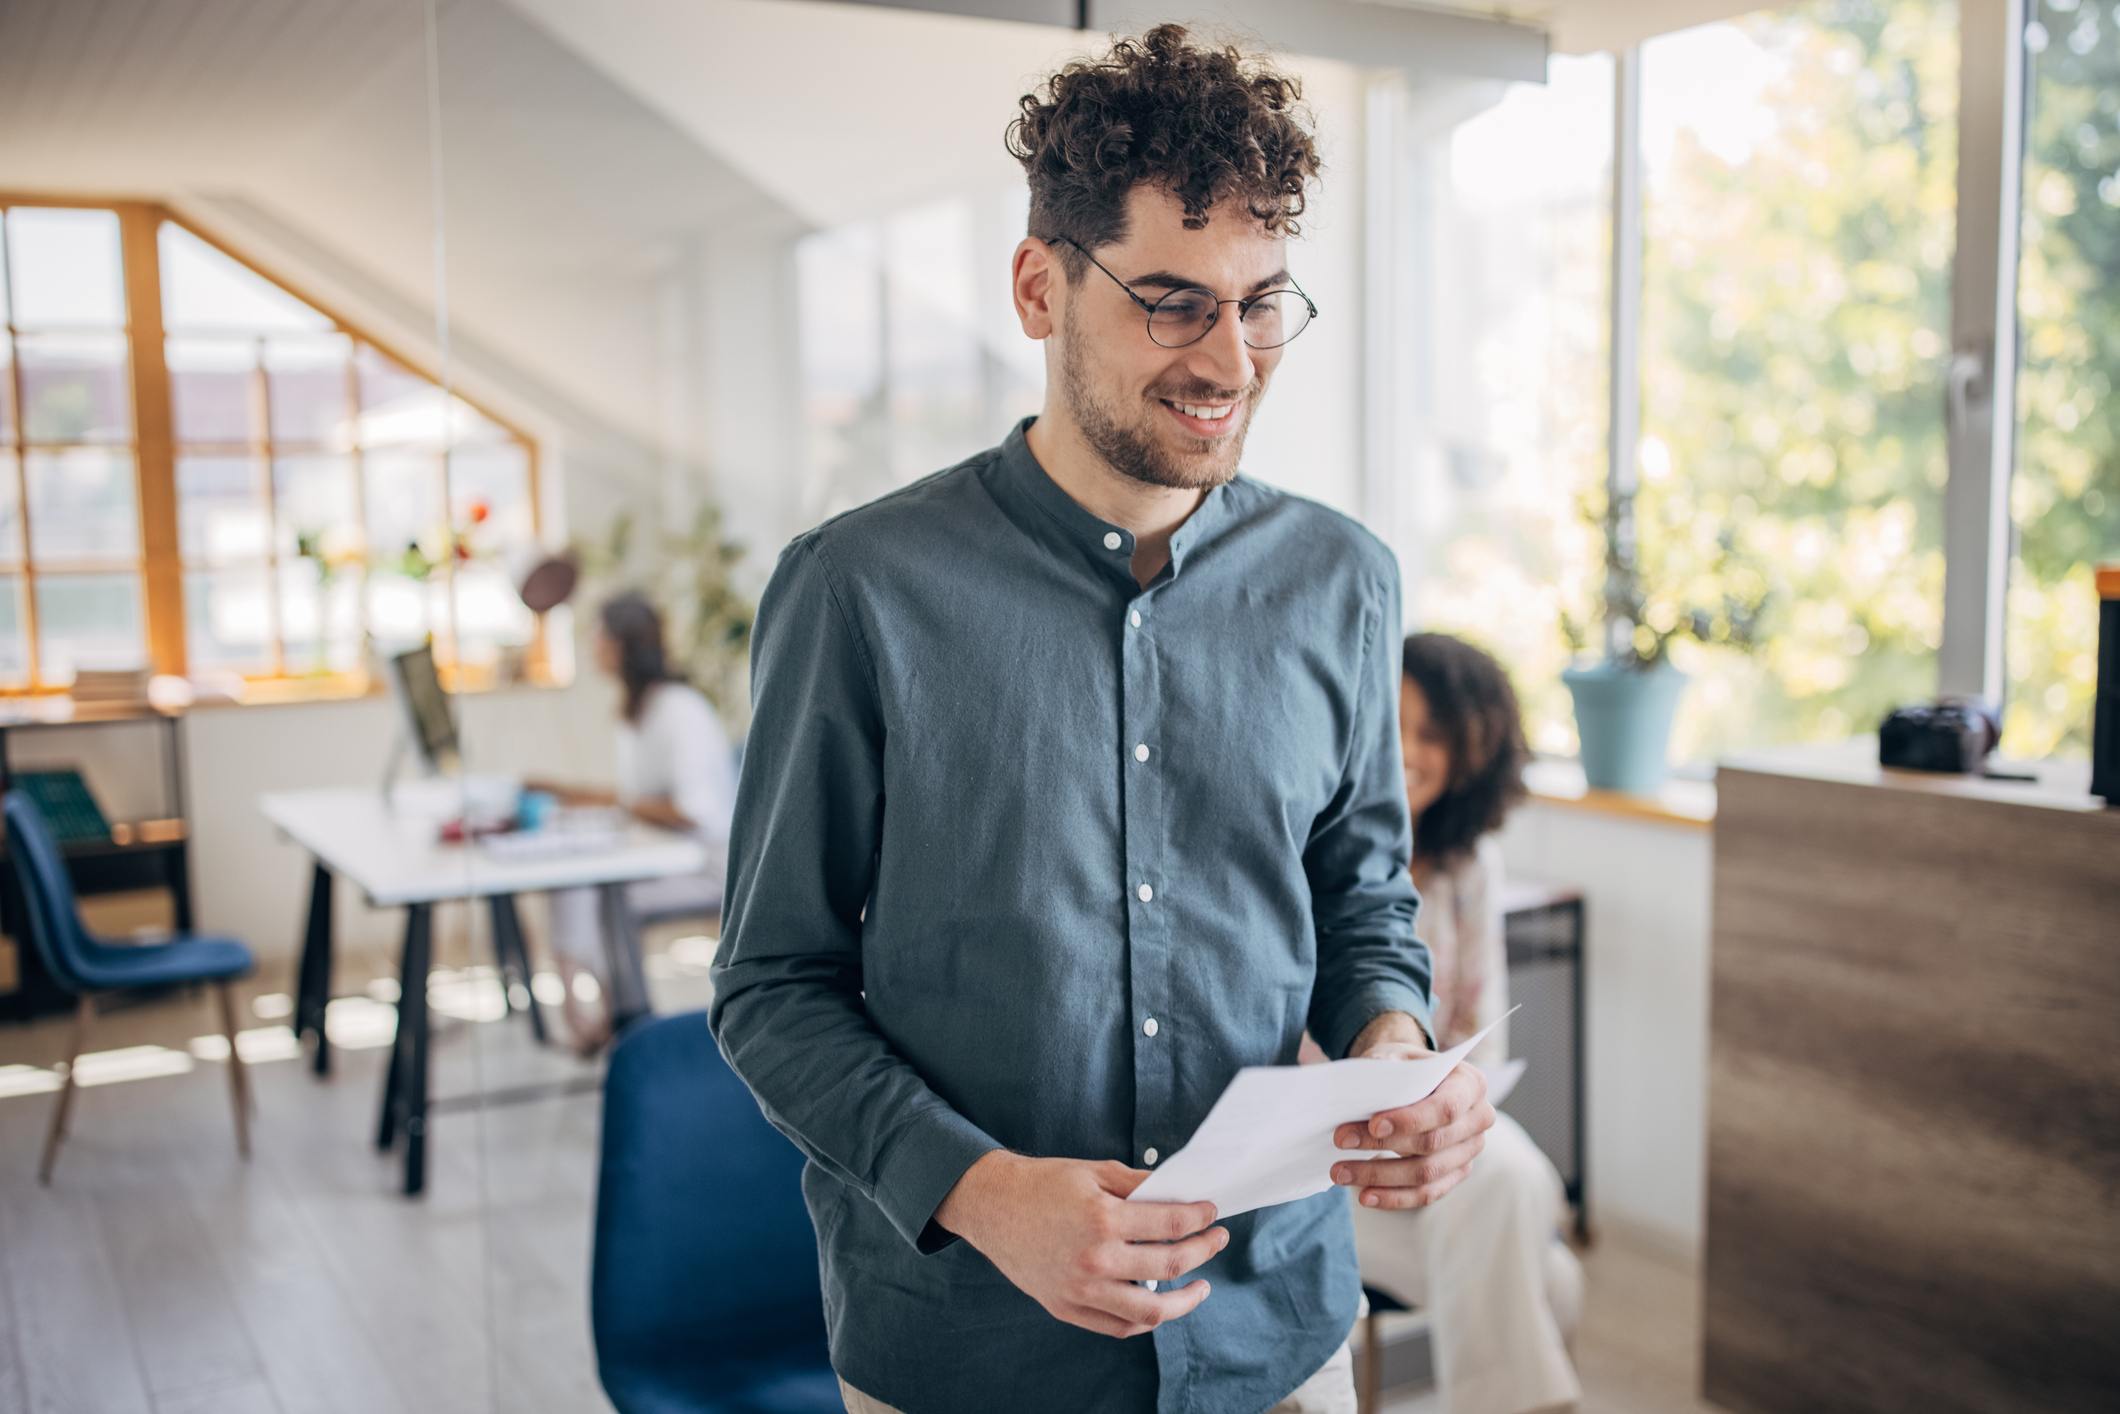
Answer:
[
  {"xmin": 599, "ymin": 590, "xmax": 681, "ymax": 724},
  {"xmin": 526, "ymin": 592, "xmax": 736, "ymax": 1055},
  {"xmin": 1352, "ymin": 631, "xmax": 1583, "ymax": 1414}
]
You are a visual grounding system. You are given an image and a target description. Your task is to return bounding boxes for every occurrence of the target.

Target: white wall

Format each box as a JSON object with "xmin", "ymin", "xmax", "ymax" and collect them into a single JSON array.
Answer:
[{"xmin": 1499, "ymin": 801, "xmax": 1714, "ymax": 1261}]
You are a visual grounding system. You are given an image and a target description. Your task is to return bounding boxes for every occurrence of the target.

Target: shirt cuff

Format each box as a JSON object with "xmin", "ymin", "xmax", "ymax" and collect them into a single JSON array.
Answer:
[
  {"xmin": 1317, "ymin": 982, "xmax": 1437, "ymax": 1062},
  {"xmin": 871, "ymin": 1104, "xmax": 1005, "ymax": 1255}
]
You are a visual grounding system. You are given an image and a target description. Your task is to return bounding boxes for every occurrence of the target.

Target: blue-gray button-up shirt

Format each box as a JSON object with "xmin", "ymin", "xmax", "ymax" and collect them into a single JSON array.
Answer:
[{"xmin": 710, "ymin": 417, "xmax": 1434, "ymax": 1414}]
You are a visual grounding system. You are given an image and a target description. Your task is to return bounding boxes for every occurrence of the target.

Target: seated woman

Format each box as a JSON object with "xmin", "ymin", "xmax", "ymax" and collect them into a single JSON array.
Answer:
[
  {"xmin": 1354, "ymin": 631, "xmax": 1583, "ymax": 1414},
  {"xmin": 529, "ymin": 592, "xmax": 736, "ymax": 1055}
]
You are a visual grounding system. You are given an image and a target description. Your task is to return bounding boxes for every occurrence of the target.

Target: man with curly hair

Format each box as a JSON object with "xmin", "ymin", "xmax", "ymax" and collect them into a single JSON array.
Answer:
[{"xmin": 712, "ymin": 24, "xmax": 1492, "ymax": 1413}]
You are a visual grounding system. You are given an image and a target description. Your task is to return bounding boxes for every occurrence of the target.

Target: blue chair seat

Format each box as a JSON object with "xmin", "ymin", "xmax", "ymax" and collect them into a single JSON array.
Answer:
[
  {"xmin": 70, "ymin": 933, "xmax": 254, "ymax": 991},
  {"xmin": 611, "ymin": 1357, "xmax": 845, "ymax": 1414},
  {"xmin": 593, "ymin": 1011, "xmax": 837, "ymax": 1413}
]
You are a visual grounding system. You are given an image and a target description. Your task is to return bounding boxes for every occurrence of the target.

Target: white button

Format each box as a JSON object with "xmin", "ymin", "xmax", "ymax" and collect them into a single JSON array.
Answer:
[
  {"xmin": 1137, "ymin": 883, "xmax": 1153, "ymax": 902},
  {"xmin": 1129, "ymin": 609, "xmax": 1142, "ymax": 628},
  {"xmin": 1103, "ymin": 531, "xmax": 1123, "ymax": 550},
  {"xmin": 1133, "ymin": 743, "xmax": 1150, "ymax": 762},
  {"xmin": 1144, "ymin": 1147, "xmax": 1160, "ymax": 1165},
  {"xmin": 1143, "ymin": 1016, "xmax": 1159, "ymax": 1037}
]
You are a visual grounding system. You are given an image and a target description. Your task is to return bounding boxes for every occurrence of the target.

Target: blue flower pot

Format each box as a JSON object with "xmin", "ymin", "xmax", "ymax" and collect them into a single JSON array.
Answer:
[{"xmin": 1563, "ymin": 661, "xmax": 1688, "ymax": 794}]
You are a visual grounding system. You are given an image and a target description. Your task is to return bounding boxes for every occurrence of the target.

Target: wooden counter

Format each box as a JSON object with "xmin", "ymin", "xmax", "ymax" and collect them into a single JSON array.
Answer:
[{"xmin": 1703, "ymin": 743, "xmax": 2120, "ymax": 1414}]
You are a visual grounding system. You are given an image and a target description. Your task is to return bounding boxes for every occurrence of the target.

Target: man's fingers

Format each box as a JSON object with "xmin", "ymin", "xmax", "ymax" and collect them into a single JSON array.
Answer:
[
  {"xmin": 1110, "ymin": 1194, "xmax": 1219, "ymax": 1242},
  {"xmin": 1331, "ymin": 1133, "xmax": 1484, "ymax": 1193},
  {"xmin": 1095, "ymin": 1162, "xmax": 1155, "ymax": 1197},
  {"xmin": 1357, "ymin": 1163, "xmax": 1472, "ymax": 1210},
  {"xmin": 1055, "ymin": 1302, "xmax": 1141, "ymax": 1339},
  {"xmin": 1348, "ymin": 1105, "xmax": 1493, "ymax": 1159},
  {"xmin": 1086, "ymin": 1277, "xmax": 1212, "ymax": 1331},
  {"xmin": 1335, "ymin": 1064, "xmax": 1492, "ymax": 1152},
  {"xmin": 1104, "ymin": 1225, "xmax": 1229, "ymax": 1282}
]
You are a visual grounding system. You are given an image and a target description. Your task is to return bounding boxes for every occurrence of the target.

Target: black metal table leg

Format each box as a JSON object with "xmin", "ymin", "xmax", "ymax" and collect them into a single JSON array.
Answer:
[
  {"xmin": 1568, "ymin": 895, "xmax": 1588, "ymax": 1243},
  {"xmin": 295, "ymin": 863, "xmax": 335, "ymax": 1076},
  {"xmin": 487, "ymin": 893, "xmax": 548, "ymax": 1045},
  {"xmin": 596, "ymin": 882, "xmax": 653, "ymax": 1034},
  {"xmin": 375, "ymin": 903, "xmax": 434, "ymax": 1197}
]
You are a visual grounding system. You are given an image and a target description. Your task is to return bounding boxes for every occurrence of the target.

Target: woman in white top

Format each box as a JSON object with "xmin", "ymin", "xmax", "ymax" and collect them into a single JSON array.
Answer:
[
  {"xmin": 530, "ymin": 592, "xmax": 736, "ymax": 1055},
  {"xmin": 1352, "ymin": 632, "xmax": 1583, "ymax": 1414}
]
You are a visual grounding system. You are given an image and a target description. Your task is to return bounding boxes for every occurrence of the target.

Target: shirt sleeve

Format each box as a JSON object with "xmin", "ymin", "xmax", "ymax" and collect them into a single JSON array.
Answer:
[
  {"xmin": 709, "ymin": 535, "xmax": 1002, "ymax": 1253},
  {"xmin": 1303, "ymin": 568, "xmax": 1437, "ymax": 1060}
]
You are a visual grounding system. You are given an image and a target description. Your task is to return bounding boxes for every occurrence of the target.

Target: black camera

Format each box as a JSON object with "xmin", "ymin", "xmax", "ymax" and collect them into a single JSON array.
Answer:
[{"xmin": 1878, "ymin": 699, "xmax": 1999, "ymax": 774}]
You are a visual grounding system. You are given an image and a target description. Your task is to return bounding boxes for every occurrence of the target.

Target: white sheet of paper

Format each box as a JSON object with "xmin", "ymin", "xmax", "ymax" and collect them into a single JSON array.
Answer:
[
  {"xmin": 1479, "ymin": 1056, "xmax": 1528, "ymax": 1108},
  {"xmin": 1128, "ymin": 1009, "xmax": 1515, "ymax": 1221}
]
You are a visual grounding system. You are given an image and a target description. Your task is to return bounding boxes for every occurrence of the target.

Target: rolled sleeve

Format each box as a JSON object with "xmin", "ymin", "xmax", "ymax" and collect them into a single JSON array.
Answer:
[
  {"xmin": 709, "ymin": 534, "xmax": 1001, "ymax": 1251},
  {"xmin": 1302, "ymin": 569, "xmax": 1436, "ymax": 1060}
]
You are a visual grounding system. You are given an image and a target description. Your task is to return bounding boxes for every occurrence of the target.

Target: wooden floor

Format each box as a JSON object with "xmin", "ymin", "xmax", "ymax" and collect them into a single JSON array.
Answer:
[{"xmin": 0, "ymin": 942, "xmax": 1720, "ymax": 1414}]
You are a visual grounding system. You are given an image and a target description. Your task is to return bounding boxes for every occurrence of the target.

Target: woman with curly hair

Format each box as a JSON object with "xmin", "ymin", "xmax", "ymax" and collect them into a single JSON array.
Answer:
[{"xmin": 1351, "ymin": 632, "xmax": 1584, "ymax": 1414}]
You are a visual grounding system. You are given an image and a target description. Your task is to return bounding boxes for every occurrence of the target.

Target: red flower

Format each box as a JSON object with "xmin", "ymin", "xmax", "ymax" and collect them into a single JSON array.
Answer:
[{"xmin": 468, "ymin": 499, "xmax": 492, "ymax": 525}]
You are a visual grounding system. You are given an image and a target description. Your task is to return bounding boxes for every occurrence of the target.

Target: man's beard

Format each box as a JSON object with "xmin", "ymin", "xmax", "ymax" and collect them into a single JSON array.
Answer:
[{"xmin": 1057, "ymin": 320, "xmax": 1259, "ymax": 491}]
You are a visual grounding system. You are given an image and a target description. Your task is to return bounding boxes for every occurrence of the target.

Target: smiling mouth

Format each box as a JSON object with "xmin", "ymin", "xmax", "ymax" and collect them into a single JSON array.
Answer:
[{"xmin": 1158, "ymin": 395, "xmax": 1245, "ymax": 438}]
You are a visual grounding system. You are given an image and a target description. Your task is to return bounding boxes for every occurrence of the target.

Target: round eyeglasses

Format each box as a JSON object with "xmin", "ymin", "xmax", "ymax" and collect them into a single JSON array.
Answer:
[{"xmin": 1050, "ymin": 235, "xmax": 1317, "ymax": 351}]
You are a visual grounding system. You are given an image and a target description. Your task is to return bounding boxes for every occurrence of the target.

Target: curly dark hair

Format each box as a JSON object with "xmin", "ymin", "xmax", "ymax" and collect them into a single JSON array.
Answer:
[
  {"xmin": 1402, "ymin": 633, "xmax": 1530, "ymax": 867},
  {"xmin": 1005, "ymin": 24, "xmax": 1322, "ymax": 276}
]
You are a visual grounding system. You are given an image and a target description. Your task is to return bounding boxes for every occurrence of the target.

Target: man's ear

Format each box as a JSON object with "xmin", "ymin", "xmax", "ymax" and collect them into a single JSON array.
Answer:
[{"xmin": 1012, "ymin": 238, "xmax": 1058, "ymax": 340}]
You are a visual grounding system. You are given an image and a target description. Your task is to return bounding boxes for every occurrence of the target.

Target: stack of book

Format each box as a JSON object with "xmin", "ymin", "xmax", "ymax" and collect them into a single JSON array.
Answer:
[{"xmin": 69, "ymin": 668, "xmax": 152, "ymax": 709}]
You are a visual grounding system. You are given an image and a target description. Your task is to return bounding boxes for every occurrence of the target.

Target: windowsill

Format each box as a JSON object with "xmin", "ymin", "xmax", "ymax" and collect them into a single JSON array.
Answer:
[
  {"xmin": 0, "ymin": 665, "xmax": 573, "ymax": 723},
  {"xmin": 1523, "ymin": 757, "xmax": 1717, "ymax": 830}
]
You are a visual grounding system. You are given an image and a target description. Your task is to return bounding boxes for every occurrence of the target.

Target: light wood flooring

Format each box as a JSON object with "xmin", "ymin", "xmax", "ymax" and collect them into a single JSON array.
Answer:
[{"xmin": 0, "ymin": 935, "xmax": 1719, "ymax": 1414}]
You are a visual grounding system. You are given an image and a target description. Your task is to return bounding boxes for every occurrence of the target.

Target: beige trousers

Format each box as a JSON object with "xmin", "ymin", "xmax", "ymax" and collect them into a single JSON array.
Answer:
[
  {"xmin": 837, "ymin": 1338, "xmax": 1356, "ymax": 1414},
  {"xmin": 1351, "ymin": 1112, "xmax": 1583, "ymax": 1414}
]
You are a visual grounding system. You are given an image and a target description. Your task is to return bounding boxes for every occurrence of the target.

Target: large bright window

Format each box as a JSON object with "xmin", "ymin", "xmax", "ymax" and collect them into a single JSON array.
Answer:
[
  {"xmin": 1397, "ymin": 56, "xmax": 1615, "ymax": 758},
  {"xmin": 0, "ymin": 201, "xmax": 541, "ymax": 695},
  {"xmin": 2008, "ymin": 0, "xmax": 2120, "ymax": 757},
  {"xmin": 0, "ymin": 207, "xmax": 143, "ymax": 686},
  {"xmin": 795, "ymin": 190, "xmax": 1042, "ymax": 524},
  {"xmin": 1639, "ymin": 0, "xmax": 1959, "ymax": 763}
]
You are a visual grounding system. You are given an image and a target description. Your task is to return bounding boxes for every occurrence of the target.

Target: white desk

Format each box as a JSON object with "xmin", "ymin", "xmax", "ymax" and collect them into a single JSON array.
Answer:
[
  {"xmin": 260, "ymin": 786, "xmax": 706, "ymax": 906},
  {"xmin": 260, "ymin": 785, "xmax": 707, "ymax": 1194}
]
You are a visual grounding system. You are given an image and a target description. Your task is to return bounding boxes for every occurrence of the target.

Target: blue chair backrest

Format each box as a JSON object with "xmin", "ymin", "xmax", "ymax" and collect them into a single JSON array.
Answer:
[
  {"xmin": 592, "ymin": 1010, "xmax": 830, "ymax": 1409},
  {"xmin": 4, "ymin": 790, "xmax": 89, "ymax": 992}
]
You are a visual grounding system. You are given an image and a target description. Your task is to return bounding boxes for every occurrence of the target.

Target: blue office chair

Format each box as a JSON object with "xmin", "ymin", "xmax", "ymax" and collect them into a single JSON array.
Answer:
[
  {"xmin": 4, "ymin": 790, "xmax": 256, "ymax": 1185},
  {"xmin": 591, "ymin": 1010, "xmax": 840, "ymax": 1414}
]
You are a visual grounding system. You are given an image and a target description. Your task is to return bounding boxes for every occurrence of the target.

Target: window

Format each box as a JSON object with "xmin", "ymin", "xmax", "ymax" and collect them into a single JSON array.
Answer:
[
  {"xmin": 2007, "ymin": 0, "xmax": 2119, "ymax": 757},
  {"xmin": 0, "ymin": 200, "xmax": 541, "ymax": 695},
  {"xmin": 0, "ymin": 207, "xmax": 143, "ymax": 686},
  {"xmin": 796, "ymin": 191, "xmax": 1044, "ymax": 524},
  {"xmin": 1395, "ymin": 56, "xmax": 1615, "ymax": 757},
  {"xmin": 1638, "ymin": 0, "xmax": 1959, "ymax": 763}
]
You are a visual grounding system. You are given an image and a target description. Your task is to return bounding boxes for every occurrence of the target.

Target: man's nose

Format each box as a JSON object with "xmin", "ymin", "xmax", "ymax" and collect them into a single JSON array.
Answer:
[{"xmin": 1184, "ymin": 305, "xmax": 1256, "ymax": 393}]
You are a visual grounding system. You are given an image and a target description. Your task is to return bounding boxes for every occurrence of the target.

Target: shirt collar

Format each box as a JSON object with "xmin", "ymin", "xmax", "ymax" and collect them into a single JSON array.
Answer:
[{"xmin": 989, "ymin": 415, "xmax": 1234, "ymax": 586}]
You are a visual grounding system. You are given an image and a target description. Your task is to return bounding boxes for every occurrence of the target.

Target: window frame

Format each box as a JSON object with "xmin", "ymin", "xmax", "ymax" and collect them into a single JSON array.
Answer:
[{"xmin": 0, "ymin": 192, "xmax": 547, "ymax": 698}]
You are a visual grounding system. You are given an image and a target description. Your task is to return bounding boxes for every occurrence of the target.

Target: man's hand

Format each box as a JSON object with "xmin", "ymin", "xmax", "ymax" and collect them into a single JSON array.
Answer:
[
  {"xmin": 935, "ymin": 1151, "xmax": 1228, "ymax": 1338},
  {"xmin": 1332, "ymin": 1016, "xmax": 1494, "ymax": 1210}
]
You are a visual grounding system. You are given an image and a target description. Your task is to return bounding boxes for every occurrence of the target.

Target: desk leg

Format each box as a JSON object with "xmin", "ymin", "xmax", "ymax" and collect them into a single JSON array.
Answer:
[
  {"xmin": 487, "ymin": 893, "xmax": 548, "ymax": 1046},
  {"xmin": 1569, "ymin": 896, "xmax": 1589, "ymax": 1244},
  {"xmin": 295, "ymin": 864, "xmax": 334, "ymax": 1076},
  {"xmin": 596, "ymin": 883, "xmax": 652, "ymax": 1033},
  {"xmin": 376, "ymin": 904, "xmax": 434, "ymax": 1197}
]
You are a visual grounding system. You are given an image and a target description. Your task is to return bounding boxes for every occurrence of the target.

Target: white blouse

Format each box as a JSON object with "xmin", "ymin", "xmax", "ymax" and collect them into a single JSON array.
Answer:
[
  {"xmin": 1412, "ymin": 833, "xmax": 1510, "ymax": 1067},
  {"xmin": 614, "ymin": 681, "xmax": 738, "ymax": 894}
]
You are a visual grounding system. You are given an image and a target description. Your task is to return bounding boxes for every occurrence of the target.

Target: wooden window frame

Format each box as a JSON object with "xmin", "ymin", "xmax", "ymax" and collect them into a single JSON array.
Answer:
[{"xmin": 0, "ymin": 192, "xmax": 549, "ymax": 699}]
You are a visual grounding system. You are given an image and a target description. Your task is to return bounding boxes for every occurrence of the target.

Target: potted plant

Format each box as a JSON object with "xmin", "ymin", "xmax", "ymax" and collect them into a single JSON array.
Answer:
[
  {"xmin": 574, "ymin": 501, "xmax": 756, "ymax": 729},
  {"xmin": 1561, "ymin": 485, "xmax": 1767, "ymax": 793}
]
